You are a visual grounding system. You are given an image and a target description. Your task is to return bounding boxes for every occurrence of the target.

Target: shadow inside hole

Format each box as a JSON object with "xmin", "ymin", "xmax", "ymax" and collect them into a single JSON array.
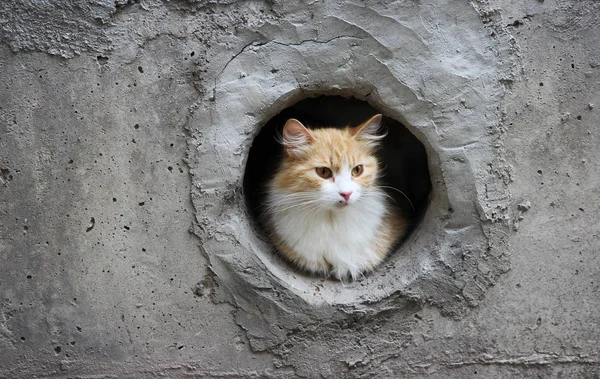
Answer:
[{"xmin": 244, "ymin": 96, "xmax": 431, "ymax": 270}]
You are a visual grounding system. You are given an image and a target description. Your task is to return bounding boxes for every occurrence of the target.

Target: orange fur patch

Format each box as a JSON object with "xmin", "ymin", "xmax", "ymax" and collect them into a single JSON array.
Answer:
[{"xmin": 275, "ymin": 127, "xmax": 380, "ymax": 192}]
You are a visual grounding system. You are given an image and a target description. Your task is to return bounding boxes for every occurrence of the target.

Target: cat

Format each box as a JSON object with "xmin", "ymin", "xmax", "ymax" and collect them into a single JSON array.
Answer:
[{"xmin": 264, "ymin": 114, "xmax": 407, "ymax": 280}]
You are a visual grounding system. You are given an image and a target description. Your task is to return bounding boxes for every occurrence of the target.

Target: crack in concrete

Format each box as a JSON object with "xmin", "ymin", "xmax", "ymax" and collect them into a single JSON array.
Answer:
[
  {"xmin": 212, "ymin": 35, "xmax": 362, "ymax": 100},
  {"xmin": 211, "ymin": 39, "xmax": 270, "ymax": 101}
]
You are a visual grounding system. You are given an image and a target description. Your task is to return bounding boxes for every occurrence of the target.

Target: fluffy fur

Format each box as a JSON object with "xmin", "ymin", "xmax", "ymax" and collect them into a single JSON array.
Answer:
[{"xmin": 265, "ymin": 114, "xmax": 406, "ymax": 280}]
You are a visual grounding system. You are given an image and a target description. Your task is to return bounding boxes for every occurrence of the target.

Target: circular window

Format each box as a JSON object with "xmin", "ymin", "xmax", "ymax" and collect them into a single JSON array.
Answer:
[
  {"xmin": 186, "ymin": 2, "xmax": 513, "ymax": 352},
  {"xmin": 244, "ymin": 95, "xmax": 431, "ymax": 279}
]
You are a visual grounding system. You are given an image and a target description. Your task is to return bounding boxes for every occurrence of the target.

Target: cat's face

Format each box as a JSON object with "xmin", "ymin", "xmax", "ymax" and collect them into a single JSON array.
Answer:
[{"xmin": 274, "ymin": 115, "xmax": 384, "ymax": 210}]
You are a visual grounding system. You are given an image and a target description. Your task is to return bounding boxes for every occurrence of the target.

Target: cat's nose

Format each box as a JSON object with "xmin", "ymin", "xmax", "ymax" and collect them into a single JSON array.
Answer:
[{"xmin": 339, "ymin": 191, "xmax": 353, "ymax": 201}]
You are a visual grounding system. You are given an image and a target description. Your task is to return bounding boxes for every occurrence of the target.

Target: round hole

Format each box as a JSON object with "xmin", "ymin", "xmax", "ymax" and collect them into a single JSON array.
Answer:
[{"xmin": 243, "ymin": 95, "xmax": 431, "ymax": 279}]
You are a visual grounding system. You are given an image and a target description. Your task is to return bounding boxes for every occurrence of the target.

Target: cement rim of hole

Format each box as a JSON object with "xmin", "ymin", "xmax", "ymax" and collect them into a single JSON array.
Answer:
[{"xmin": 188, "ymin": 34, "xmax": 511, "ymax": 322}]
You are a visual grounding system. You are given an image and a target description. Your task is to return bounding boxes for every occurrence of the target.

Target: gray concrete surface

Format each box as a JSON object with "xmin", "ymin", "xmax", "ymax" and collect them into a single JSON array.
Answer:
[{"xmin": 0, "ymin": 0, "xmax": 598, "ymax": 378}]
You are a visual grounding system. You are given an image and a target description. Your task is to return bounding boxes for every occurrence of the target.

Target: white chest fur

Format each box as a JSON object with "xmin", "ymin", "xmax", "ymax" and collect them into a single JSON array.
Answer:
[{"xmin": 267, "ymin": 189, "xmax": 388, "ymax": 279}]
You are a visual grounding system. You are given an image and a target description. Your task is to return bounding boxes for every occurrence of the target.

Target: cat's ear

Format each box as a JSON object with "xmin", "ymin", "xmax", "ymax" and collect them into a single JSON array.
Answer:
[
  {"xmin": 351, "ymin": 114, "xmax": 385, "ymax": 142},
  {"xmin": 282, "ymin": 119, "xmax": 314, "ymax": 157}
]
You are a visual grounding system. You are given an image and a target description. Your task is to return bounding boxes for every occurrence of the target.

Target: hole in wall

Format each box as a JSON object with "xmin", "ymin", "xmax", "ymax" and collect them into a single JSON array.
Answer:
[{"xmin": 243, "ymin": 96, "xmax": 431, "ymax": 278}]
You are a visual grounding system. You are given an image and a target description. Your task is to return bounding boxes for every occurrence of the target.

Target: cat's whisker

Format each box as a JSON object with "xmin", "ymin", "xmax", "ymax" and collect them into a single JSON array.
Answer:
[
  {"xmin": 271, "ymin": 192, "xmax": 320, "ymax": 199},
  {"xmin": 269, "ymin": 197, "xmax": 324, "ymax": 207},
  {"xmin": 265, "ymin": 194, "xmax": 320, "ymax": 205},
  {"xmin": 374, "ymin": 186, "xmax": 415, "ymax": 214},
  {"xmin": 264, "ymin": 200, "xmax": 325, "ymax": 215},
  {"xmin": 264, "ymin": 199, "xmax": 320, "ymax": 210},
  {"xmin": 361, "ymin": 191, "xmax": 398, "ymax": 210}
]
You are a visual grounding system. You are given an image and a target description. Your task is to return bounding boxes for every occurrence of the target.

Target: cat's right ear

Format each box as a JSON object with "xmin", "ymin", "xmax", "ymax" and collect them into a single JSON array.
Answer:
[{"xmin": 282, "ymin": 119, "xmax": 313, "ymax": 157}]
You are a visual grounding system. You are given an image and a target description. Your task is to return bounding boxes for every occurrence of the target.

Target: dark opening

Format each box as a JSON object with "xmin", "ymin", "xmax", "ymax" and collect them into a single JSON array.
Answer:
[{"xmin": 243, "ymin": 96, "xmax": 431, "ymax": 255}]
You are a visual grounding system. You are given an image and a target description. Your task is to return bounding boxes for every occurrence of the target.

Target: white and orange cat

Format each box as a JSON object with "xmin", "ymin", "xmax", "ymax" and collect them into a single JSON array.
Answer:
[{"xmin": 265, "ymin": 114, "xmax": 407, "ymax": 280}]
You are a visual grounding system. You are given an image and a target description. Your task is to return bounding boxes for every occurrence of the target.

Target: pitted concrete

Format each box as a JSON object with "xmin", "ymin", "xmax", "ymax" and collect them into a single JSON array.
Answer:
[{"xmin": 0, "ymin": 0, "xmax": 599, "ymax": 378}]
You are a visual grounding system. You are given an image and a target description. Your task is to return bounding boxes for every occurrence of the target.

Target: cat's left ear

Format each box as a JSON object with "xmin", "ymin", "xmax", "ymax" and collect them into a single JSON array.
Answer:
[{"xmin": 351, "ymin": 114, "xmax": 385, "ymax": 141}]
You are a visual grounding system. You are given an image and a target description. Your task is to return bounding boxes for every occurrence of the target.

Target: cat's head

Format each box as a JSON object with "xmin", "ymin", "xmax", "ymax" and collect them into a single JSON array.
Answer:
[{"xmin": 274, "ymin": 114, "xmax": 385, "ymax": 209}]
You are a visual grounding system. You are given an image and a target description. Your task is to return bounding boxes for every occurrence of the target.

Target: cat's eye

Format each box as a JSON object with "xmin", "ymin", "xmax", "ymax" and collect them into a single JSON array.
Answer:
[
  {"xmin": 316, "ymin": 167, "xmax": 333, "ymax": 179},
  {"xmin": 352, "ymin": 165, "xmax": 364, "ymax": 177}
]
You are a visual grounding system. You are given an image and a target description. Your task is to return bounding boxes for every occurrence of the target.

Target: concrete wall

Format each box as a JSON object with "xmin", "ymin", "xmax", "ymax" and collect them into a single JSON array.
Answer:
[{"xmin": 0, "ymin": 0, "xmax": 598, "ymax": 377}]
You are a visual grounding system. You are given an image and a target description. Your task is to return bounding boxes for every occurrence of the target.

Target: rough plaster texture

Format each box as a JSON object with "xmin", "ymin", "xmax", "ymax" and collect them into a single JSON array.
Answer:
[{"xmin": 0, "ymin": 0, "xmax": 598, "ymax": 378}]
